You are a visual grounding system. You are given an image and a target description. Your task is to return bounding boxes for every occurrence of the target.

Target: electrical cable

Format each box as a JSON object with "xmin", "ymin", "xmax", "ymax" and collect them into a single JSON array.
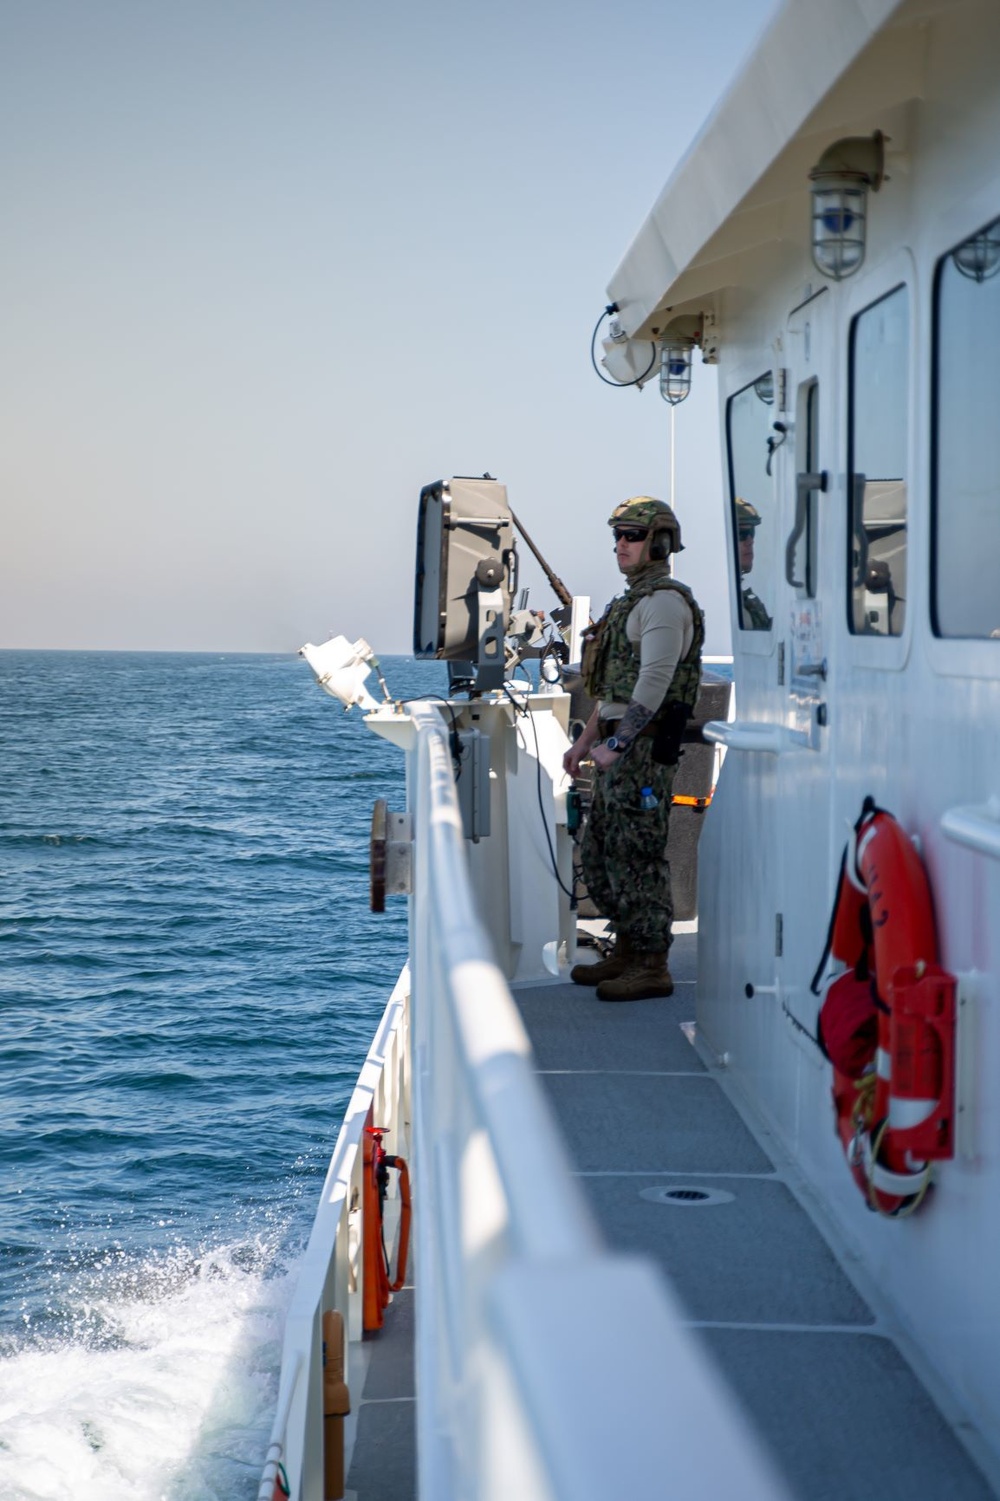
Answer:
[
  {"xmin": 511, "ymin": 664, "xmax": 585, "ymax": 891},
  {"xmin": 401, "ymin": 679, "xmax": 580, "ymax": 898},
  {"xmin": 590, "ymin": 302, "xmax": 657, "ymax": 388},
  {"xmin": 780, "ymin": 999, "xmax": 825, "ymax": 1055},
  {"xmin": 504, "ymin": 678, "xmax": 578, "ymax": 903}
]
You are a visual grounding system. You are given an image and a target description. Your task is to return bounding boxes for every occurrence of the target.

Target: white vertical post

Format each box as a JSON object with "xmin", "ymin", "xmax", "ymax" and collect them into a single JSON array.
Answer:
[{"xmin": 568, "ymin": 595, "xmax": 591, "ymax": 667}]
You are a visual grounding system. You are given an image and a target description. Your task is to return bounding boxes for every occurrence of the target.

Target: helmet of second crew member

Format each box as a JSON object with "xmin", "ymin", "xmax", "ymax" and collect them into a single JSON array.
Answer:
[
  {"xmin": 607, "ymin": 496, "xmax": 683, "ymax": 556},
  {"xmin": 735, "ymin": 497, "xmax": 762, "ymax": 535}
]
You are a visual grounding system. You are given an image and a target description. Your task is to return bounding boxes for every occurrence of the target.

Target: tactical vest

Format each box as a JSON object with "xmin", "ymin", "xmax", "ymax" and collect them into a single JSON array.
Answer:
[
  {"xmin": 742, "ymin": 587, "xmax": 772, "ymax": 631},
  {"xmin": 582, "ymin": 570, "xmax": 704, "ymax": 714}
]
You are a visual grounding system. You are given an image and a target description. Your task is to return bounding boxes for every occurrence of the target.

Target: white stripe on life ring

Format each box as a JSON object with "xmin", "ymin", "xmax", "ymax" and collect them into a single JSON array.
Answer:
[
  {"xmin": 889, "ymin": 1095, "xmax": 938, "ymax": 1129},
  {"xmin": 870, "ymin": 1160, "xmax": 931, "ymax": 1197}
]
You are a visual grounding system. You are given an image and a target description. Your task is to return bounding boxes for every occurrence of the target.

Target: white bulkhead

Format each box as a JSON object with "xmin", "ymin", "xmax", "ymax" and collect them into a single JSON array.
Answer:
[{"xmin": 605, "ymin": 0, "xmax": 1000, "ymax": 1449}]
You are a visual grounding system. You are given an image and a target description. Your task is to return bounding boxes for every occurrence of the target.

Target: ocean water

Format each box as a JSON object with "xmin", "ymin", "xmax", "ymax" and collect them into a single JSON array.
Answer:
[{"xmin": 0, "ymin": 650, "xmax": 444, "ymax": 1501}]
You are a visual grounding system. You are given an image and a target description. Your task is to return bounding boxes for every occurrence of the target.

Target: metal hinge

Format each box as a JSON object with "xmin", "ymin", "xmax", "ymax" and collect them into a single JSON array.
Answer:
[{"xmin": 776, "ymin": 367, "xmax": 788, "ymax": 413}]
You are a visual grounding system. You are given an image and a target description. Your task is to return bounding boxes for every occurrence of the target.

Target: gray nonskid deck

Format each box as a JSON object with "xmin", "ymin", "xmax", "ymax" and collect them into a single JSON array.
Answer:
[
  {"xmin": 345, "ymin": 930, "xmax": 996, "ymax": 1500},
  {"xmin": 345, "ymin": 1281, "xmax": 416, "ymax": 1501},
  {"xmin": 517, "ymin": 932, "xmax": 996, "ymax": 1501}
]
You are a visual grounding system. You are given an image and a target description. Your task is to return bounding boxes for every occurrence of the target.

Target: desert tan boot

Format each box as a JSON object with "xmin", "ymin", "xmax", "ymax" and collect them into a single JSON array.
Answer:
[
  {"xmin": 570, "ymin": 933, "xmax": 632, "ymax": 986},
  {"xmin": 596, "ymin": 952, "xmax": 674, "ymax": 1001}
]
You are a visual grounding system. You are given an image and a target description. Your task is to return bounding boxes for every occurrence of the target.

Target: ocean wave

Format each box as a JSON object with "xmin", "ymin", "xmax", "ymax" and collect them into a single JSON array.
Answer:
[
  {"xmin": 0, "ymin": 1236, "xmax": 293, "ymax": 1500},
  {"xmin": 0, "ymin": 651, "xmax": 419, "ymax": 1498}
]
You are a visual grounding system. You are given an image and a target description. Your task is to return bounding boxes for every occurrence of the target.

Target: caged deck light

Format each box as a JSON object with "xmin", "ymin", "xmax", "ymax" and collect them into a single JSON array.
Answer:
[
  {"xmin": 808, "ymin": 131, "xmax": 884, "ymax": 280},
  {"xmin": 659, "ymin": 314, "xmax": 702, "ymax": 405},
  {"xmin": 660, "ymin": 344, "xmax": 692, "ymax": 404},
  {"xmin": 952, "ymin": 217, "xmax": 1000, "ymax": 283}
]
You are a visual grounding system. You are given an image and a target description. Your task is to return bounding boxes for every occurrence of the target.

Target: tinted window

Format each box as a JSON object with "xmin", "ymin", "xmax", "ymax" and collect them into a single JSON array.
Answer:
[
  {"xmin": 788, "ymin": 380, "xmax": 820, "ymax": 597},
  {"xmin": 848, "ymin": 286, "xmax": 909, "ymax": 636},
  {"xmin": 727, "ymin": 373, "xmax": 775, "ymax": 631},
  {"xmin": 933, "ymin": 216, "xmax": 1000, "ymax": 638}
]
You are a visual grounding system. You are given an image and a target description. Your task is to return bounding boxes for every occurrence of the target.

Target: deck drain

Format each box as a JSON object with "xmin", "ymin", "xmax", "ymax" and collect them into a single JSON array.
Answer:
[{"xmin": 640, "ymin": 1185, "xmax": 735, "ymax": 1208}]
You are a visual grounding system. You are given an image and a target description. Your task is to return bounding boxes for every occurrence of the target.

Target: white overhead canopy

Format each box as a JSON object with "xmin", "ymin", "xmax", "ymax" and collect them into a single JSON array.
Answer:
[{"xmin": 605, "ymin": 0, "xmax": 951, "ymax": 339}]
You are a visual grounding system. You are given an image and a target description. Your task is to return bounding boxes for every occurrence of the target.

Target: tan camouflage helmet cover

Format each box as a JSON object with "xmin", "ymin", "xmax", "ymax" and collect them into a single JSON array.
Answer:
[
  {"xmin": 735, "ymin": 497, "xmax": 762, "ymax": 532},
  {"xmin": 607, "ymin": 496, "xmax": 684, "ymax": 552}
]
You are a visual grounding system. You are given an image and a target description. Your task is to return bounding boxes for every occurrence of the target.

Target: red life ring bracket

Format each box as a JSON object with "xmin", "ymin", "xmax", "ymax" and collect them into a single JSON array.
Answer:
[
  {"xmin": 888, "ymin": 962, "xmax": 956, "ymax": 1161},
  {"xmin": 814, "ymin": 798, "xmax": 957, "ymax": 1217}
]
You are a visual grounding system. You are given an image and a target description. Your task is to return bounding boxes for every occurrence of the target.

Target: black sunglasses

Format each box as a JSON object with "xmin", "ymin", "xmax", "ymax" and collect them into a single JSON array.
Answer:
[
  {"xmin": 738, "ymin": 528, "xmax": 755, "ymax": 542},
  {"xmin": 613, "ymin": 526, "xmax": 649, "ymax": 543}
]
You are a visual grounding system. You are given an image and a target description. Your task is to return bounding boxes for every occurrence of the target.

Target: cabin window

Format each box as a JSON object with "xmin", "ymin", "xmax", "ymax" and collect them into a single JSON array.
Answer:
[
  {"xmin": 932, "ymin": 215, "xmax": 1000, "ymax": 639},
  {"xmin": 727, "ymin": 372, "xmax": 775, "ymax": 632},
  {"xmin": 848, "ymin": 285, "xmax": 909, "ymax": 636},
  {"xmin": 788, "ymin": 380, "xmax": 820, "ymax": 597}
]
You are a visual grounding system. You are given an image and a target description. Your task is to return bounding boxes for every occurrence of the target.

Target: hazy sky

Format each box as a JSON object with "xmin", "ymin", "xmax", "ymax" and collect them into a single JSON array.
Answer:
[{"xmin": 1, "ymin": 0, "xmax": 776, "ymax": 656}]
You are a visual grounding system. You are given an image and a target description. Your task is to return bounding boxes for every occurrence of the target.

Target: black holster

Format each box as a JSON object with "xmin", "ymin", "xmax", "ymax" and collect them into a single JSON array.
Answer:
[{"xmin": 651, "ymin": 700, "xmax": 690, "ymax": 765}]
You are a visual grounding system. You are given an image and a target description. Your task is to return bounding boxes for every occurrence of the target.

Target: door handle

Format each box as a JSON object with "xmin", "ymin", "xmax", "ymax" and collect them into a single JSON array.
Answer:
[{"xmin": 785, "ymin": 469, "xmax": 827, "ymax": 589}]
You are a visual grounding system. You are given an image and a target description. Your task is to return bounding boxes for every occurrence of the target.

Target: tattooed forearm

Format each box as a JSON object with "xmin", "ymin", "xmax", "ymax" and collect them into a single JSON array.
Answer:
[{"xmin": 614, "ymin": 700, "xmax": 655, "ymax": 751}]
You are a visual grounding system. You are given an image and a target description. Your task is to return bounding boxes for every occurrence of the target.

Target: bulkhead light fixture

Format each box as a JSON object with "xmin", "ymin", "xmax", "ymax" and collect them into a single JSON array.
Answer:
[
  {"xmin": 808, "ymin": 131, "xmax": 885, "ymax": 281},
  {"xmin": 952, "ymin": 217, "xmax": 1000, "ymax": 283},
  {"xmin": 659, "ymin": 314, "xmax": 702, "ymax": 405},
  {"xmin": 660, "ymin": 344, "xmax": 692, "ymax": 404}
]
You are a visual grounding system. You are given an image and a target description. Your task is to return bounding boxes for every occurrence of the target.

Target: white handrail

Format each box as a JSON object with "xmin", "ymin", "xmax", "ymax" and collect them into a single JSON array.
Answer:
[
  {"xmin": 406, "ymin": 701, "xmax": 786, "ymax": 1501},
  {"xmin": 256, "ymin": 1353, "xmax": 304, "ymax": 1500},
  {"xmin": 703, "ymin": 717, "xmax": 787, "ymax": 752},
  {"xmin": 415, "ymin": 706, "xmax": 597, "ymax": 1259},
  {"xmin": 258, "ymin": 970, "xmax": 410, "ymax": 1499},
  {"xmin": 262, "ymin": 693, "xmax": 786, "ymax": 1501},
  {"xmin": 941, "ymin": 795, "xmax": 1000, "ymax": 861}
]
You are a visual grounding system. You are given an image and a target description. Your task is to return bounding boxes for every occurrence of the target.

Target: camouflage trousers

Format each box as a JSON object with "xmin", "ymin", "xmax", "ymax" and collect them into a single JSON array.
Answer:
[{"xmin": 580, "ymin": 738, "xmax": 676, "ymax": 953}]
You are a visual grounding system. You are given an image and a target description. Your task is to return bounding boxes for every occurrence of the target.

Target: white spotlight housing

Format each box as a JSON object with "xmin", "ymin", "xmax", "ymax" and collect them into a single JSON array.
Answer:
[{"xmin": 300, "ymin": 635, "xmax": 381, "ymax": 711}]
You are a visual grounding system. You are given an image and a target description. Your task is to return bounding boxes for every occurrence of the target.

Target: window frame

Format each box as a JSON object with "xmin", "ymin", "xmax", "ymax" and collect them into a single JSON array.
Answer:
[
  {"xmin": 726, "ymin": 366, "xmax": 778, "ymax": 649},
  {"xmin": 842, "ymin": 252, "xmax": 915, "ymax": 674},
  {"xmin": 925, "ymin": 183, "xmax": 1000, "ymax": 681},
  {"xmin": 846, "ymin": 280, "xmax": 910, "ymax": 641},
  {"xmin": 788, "ymin": 376, "xmax": 821, "ymax": 600},
  {"xmin": 930, "ymin": 214, "xmax": 1000, "ymax": 645}
]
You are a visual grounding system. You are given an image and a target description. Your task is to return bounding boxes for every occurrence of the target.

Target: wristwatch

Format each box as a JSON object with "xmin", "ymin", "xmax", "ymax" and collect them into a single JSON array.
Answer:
[{"xmin": 605, "ymin": 736, "xmax": 625, "ymax": 753}]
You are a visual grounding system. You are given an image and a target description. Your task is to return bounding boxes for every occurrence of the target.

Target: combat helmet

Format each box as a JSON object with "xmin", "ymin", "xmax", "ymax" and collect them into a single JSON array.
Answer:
[
  {"xmin": 607, "ymin": 496, "xmax": 683, "ymax": 553},
  {"xmin": 735, "ymin": 497, "xmax": 762, "ymax": 535}
]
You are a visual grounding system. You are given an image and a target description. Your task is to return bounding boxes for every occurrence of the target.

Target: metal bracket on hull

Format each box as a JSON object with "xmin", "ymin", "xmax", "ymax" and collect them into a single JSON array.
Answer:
[
  {"xmin": 955, "ymin": 971, "xmax": 978, "ymax": 1163},
  {"xmin": 370, "ymin": 802, "xmax": 414, "ymax": 911},
  {"xmin": 941, "ymin": 795, "xmax": 1000, "ymax": 862},
  {"xmin": 703, "ymin": 719, "xmax": 788, "ymax": 753}
]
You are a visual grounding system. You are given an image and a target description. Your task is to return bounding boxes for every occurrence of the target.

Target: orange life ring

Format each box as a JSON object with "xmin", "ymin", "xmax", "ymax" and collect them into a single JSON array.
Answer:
[{"xmin": 815, "ymin": 799, "xmax": 956, "ymax": 1216}]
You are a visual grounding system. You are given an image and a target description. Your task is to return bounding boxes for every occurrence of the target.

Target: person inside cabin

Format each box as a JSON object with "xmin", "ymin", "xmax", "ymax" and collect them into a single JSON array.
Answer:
[
  {"xmin": 563, "ymin": 497, "xmax": 704, "ymax": 1001},
  {"xmin": 862, "ymin": 558, "xmax": 899, "ymax": 634},
  {"xmin": 736, "ymin": 497, "xmax": 772, "ymax": 630}
]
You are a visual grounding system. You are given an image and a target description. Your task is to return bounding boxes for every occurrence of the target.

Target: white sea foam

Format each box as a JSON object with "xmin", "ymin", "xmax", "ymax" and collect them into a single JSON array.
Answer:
[{"xmin": 0, "ymin": 1241, "xmax": 298, "ymax": 1501}]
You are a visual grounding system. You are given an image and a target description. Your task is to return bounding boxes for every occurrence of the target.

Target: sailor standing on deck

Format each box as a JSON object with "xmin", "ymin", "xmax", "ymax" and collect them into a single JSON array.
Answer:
[{"xmin": 563, "ymin": 498, "xmax": 704, "ymax": 1001}]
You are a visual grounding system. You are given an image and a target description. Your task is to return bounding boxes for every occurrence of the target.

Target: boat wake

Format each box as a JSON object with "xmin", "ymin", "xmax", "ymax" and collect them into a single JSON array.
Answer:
[{"xmin": 0, "ymin": 1236, "xmax": 297, "ymax": 1501}]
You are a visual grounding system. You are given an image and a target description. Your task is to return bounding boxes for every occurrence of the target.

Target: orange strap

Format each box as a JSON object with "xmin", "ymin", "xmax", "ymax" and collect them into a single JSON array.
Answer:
[{"xmin": 672, "ymin": 793, "xmax": 712, "ymax": 808}]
